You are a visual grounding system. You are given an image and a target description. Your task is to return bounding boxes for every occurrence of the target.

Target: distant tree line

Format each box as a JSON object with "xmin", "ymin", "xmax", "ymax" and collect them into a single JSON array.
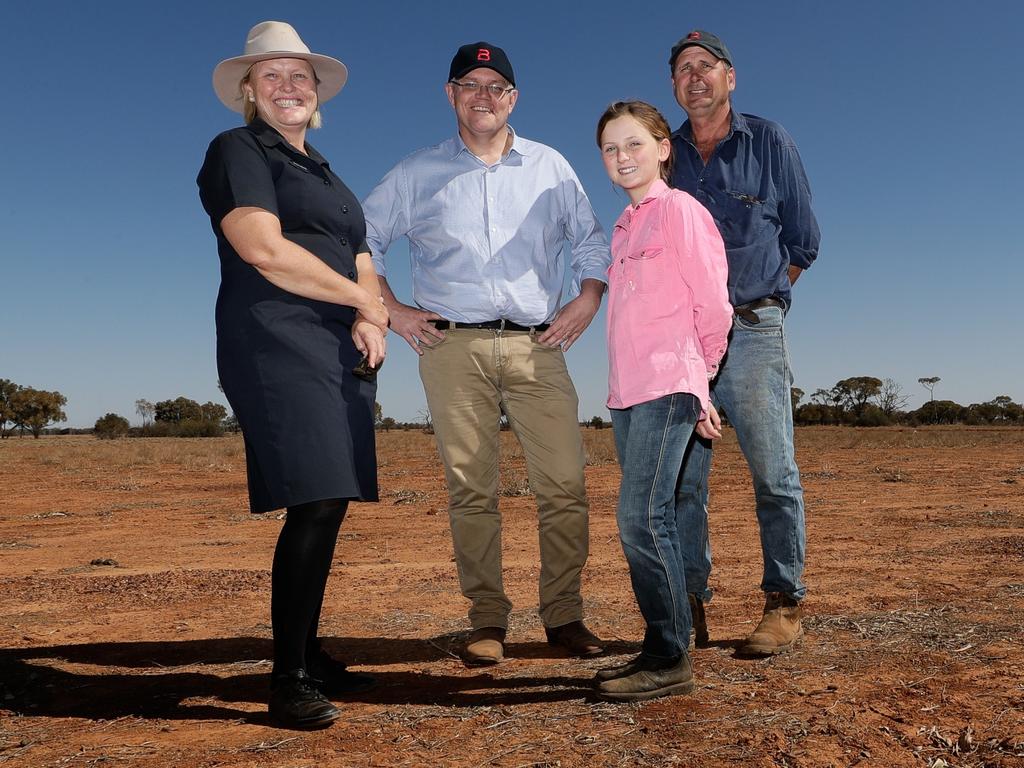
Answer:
[
  {"xmin": 91, "ymin": 397, "xmax": 232, "ymax": 439},
  {"xmin": 792, "ymin": 376, "xmax": 1023, "ymax": 426}
]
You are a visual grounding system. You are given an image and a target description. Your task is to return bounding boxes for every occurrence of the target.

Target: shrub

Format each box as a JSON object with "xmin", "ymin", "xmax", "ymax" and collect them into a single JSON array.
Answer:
[{"xmin": 94, "ymin": 413, "xmax": 130, "ymax": 440}]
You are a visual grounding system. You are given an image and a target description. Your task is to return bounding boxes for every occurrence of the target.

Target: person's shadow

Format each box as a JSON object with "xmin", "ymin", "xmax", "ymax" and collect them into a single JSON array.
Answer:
[{"xmin": 0, "ymin": 634, "xmax": 623, "ymax": 725}]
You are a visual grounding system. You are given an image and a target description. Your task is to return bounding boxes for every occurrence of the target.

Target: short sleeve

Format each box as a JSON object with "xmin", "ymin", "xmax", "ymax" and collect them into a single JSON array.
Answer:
[{"xmin": 197, "ymin": 129, "xmax": 279, "ymax": 226}]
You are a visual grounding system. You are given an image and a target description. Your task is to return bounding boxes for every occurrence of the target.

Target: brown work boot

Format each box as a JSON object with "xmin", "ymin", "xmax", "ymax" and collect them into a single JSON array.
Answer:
[
  {"xmin": 462, "ymin": 627, "xmax": 506, "ymax": 666},
  {"xmin": 545, "ymin": 620, "xmax": 605, "ymax": 657},
  {"xmin": 597, "ymin": 654, "xmax": 695, "ymax": 702},
  {"xmin": 739, "ymin": 592, "xmax": 803, "ymax": 657},
  {"xmin": 688, "ymin": 593, "xmax": 709, "ymax": 649}
]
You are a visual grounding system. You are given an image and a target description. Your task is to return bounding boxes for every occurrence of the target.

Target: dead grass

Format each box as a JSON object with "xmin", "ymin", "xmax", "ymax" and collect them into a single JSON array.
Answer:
[{"xmin": 0, "ymin": 434, "xmax": 244, "ymax": 473}]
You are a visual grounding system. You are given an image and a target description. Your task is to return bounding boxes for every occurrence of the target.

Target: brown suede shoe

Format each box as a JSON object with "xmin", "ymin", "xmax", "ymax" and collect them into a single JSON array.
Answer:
[
  {"xmin": 688, "ymin": 593, "xmax": 710, "ymax": 649},
  {"xmin": 739, "ymin": 592, "xmax": 803, "ymax": 656},
  {"xmin": 545, "ymin": 620, "xmax": 605, "ymax": 657},
  {"xmin": 597, "ymin": 654, "xmax": 695, "ymax": 702},
  {"xmin": 463, "ymin": 627, "xmax": 506, "ymax": 666}
]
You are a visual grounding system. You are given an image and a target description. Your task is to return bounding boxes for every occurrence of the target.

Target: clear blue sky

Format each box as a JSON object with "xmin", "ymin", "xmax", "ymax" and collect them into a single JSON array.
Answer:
[{"xmin": 3, "ymin": 0, "xmax": 1020, "ymax": 427}]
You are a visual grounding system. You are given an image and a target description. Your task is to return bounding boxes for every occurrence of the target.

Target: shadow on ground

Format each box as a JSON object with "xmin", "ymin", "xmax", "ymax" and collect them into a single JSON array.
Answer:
[{"xmin": 0, "ymin": 635, "xmax": 605, "ymax": 724}]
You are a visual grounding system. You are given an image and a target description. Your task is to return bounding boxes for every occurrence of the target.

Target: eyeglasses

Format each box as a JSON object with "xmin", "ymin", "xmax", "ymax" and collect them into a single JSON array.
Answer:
[{"xmin": 450, "ymin": 80, "xmax": 515, "ymax": 99}]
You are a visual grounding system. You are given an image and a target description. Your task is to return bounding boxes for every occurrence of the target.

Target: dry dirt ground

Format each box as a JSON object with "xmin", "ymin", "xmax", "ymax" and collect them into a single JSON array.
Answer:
[{"xmin": 1, "ymin": 427, "xmax": 1022, "ymax": 768}]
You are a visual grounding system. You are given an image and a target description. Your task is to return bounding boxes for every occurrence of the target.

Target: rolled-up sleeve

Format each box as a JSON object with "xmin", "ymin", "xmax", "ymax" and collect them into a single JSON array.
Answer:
[
  {"xmin": 561, "ymin": 168, "xmax": 611, "ymax": 292},
  {"xmin": 776, "ymin": 141, "xmax": 820, "ymax": 271}
]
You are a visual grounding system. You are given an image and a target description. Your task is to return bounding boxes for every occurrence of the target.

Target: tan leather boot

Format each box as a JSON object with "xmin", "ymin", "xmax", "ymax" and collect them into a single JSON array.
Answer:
[
  {"xmin": 462, "ymin": 627, "xmax": 506, "ymax": 666},
  {"xmin": 739, "ymin": 592, "xmax": 803, "ymax": 656}
]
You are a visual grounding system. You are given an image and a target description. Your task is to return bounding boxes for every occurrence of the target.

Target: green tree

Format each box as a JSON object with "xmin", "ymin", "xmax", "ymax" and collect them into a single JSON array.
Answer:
[
  {"xmin": 911, "ymin": 399, "xmax": 963, "ymax": 425},
  {"xmin": 10, "ymin": 387, "xmax": 67, "ymax": 438},
  {"xmin": 0, "ymin": 379, "xmax": 18, "ymax": 438},
  {"xmin": 380, "ymin": 416, "xmax": 397, "ymax": 432},
  {"xmin": 374, "ymin": 402, "xmax": 383, "ymax": 428},
  {"xmin": 791, "ymin": 387, "xmax": 804, "ymax": 414},
  {"xmin": 834, "ymin": 376, "xmax": 883, "ymax": 417},
  {"xmin": 94, "ymin": 413, "xmax": 130, "ymax": 439},
  {"xmin": 918, "ymin": 376, "xmax": 941, "ymax": 402},
  {"xmin": 589, "ymin": 415, "xmax": 605, "ymax": 429},
  {"xmin": 154, "ymin": 397, "xmax": 204, "ymax": 423},
  {"xmin": 200, "ymin": 402, "xmax": 228, "ymax": 423}
]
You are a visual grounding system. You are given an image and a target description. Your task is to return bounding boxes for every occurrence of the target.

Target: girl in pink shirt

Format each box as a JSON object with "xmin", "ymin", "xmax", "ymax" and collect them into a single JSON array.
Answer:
[{"xmin": 593, "ymin": 101, "xmax": 732, "ymax": 701}]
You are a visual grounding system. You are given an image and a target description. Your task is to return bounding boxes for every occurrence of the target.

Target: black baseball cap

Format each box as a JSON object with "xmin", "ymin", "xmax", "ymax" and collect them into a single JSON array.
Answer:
[
  {"xmin": 448, "ymin": 41, "xmax": 515, "ymax": 87},
  {"xmin": 669, "ymin": 30, "xmax": 733, "ymax": 70}
]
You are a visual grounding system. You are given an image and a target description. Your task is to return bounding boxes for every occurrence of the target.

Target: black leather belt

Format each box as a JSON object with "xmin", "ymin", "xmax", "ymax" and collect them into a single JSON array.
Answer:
[
  {"xmin": 733, "ymin": 297, "xmax": 784, "ymax": 324},
  {"xmin": 430, "ymin": 319, "xmax": 550, "ymax": 332}
]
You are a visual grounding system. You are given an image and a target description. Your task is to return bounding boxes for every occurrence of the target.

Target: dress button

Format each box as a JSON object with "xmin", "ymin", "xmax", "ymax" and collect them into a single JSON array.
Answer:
[
  {"xmin": 340, "ymin": 237, "xmax": 348, "ymax": 245},
  {"xmin": 341, "ymin": 205, "xmax": 348, "ymax": 213},
  {"xmin": 347, "ymin": 271, "xmax": 355, "ymax": 278},
  {"xmin": 323, "ymin": 179, "xmax": 330, "ymax": 186}
]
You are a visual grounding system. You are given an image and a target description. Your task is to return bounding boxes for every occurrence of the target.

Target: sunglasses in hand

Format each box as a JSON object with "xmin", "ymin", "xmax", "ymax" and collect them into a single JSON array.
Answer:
[{"xmin": 352, "ymin": 355, "xmax": 383, "ymax": 382}]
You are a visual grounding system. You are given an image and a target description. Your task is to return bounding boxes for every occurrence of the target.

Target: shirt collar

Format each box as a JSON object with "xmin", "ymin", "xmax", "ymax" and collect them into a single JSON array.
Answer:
[
  {"xmin": 615, "ymin": 179, "xmax": 670, "ymax": 228},
  {"xmin": 248, "ymin": 118, "xmax": 330, "ymax": 168},
  {"xmin": 672, "ymin": 108, "xmax": 752, "ymax": 143},
  {"xmin": 451, "ymin": 125, "xmax": 527, "ymax": 161}
]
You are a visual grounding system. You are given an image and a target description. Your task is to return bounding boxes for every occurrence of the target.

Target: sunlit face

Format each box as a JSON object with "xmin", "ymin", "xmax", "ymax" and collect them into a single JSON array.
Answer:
[
  {"xmin": 445, "ymin": 67, "xmax": 518, "ymax": 140},
  {"xmin": 245, "ymin": 58, "xmax": 318, "ymax": 136},
  {"xmin": 671, "ymin": 46, "xmax": 735, "ymax": 118},
  {"xmin": 600, "ymin": 115, "xmax": 670, "ymax": 203},
  {"xmin": 598, "ymin": 115, "xmax": 671, "ymax": 202}
]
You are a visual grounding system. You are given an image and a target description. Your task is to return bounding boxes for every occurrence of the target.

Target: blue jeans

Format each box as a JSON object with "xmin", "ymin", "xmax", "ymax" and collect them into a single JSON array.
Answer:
[
  {"xmin": 611, "ymin": 392, "xmax": 701, "ymax": 660},
  {"xmin": 676, "ymin": 304, "xmax": 806, "ymax": 602}
]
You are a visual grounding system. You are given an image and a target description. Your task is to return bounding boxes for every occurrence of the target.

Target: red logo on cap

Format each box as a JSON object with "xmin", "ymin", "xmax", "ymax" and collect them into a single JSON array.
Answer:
[
  {"xmin": 687, "ymin": 32, "xmax": 701, "ymax": 40},
  {"xmin": 477, "ymin": 48, "xmax": 491, "ymax": 61}
]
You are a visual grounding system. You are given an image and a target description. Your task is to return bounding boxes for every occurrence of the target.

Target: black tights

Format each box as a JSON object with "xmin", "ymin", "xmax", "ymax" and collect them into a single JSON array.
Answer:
[{"xmin": 271, "ymin": 498, "xmax": 347, "ymax": 675}]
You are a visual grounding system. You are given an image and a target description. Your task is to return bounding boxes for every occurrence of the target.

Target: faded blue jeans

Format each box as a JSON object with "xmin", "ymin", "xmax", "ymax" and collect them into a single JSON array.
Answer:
[
  {"xmin": 611, "ymin": 392, "xmax": 701, "ymax": 661},
  {"xmin": 677, "ymin": 303, "xmax": 806, "ymax": 603}
]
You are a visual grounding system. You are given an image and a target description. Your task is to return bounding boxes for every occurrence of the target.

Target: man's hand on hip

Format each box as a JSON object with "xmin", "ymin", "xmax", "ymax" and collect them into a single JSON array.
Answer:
[
  {"xmin": 537, "ymin": 279, "xmax": 604, "ymax": 352},
  {"xmin": 388, "ymin": 302, "xmax": 444, "ymax": 355}
]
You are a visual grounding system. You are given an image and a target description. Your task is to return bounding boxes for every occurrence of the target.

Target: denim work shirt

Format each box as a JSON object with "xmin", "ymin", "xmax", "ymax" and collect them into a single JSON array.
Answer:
[
  {"xmin": 363, "ymin": 129, "xmax": 610, "ymax": 325},
  {"xmin": 670, "ymin": 110, "xmax": 820, "ymax": 309}
]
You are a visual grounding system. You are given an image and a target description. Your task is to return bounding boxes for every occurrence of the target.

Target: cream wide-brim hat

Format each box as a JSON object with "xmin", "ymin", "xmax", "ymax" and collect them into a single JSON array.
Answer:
[{"xmin": 212, "ymin": 21, "xmax": 348, "ymax": 113}]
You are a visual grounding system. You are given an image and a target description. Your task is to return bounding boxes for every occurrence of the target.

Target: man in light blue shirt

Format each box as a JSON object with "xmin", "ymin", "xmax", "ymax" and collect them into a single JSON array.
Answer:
[{"xmin": 363, "ymin": 41, "xmax": 611, "ymax": 667}]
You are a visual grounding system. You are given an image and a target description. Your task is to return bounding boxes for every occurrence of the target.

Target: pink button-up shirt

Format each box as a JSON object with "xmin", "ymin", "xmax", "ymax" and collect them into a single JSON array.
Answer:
[{"xmin": 606, "ymin": 180, "xmax": 732, "ymax": 415}]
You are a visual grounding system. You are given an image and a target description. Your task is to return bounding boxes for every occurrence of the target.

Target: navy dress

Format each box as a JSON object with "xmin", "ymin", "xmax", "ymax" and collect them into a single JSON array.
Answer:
[{"xmin": 197, "ymin": 119, "xmax": 378, "ymax": 512}]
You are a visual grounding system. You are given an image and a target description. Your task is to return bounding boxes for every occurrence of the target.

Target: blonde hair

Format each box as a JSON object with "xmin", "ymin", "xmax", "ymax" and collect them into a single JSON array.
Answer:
[
  {"xmin": 239, "ymin": 62, "xmax": 323, "ymax": 130},
  {"xmin": 596, "ymin": 100, "xmax": 674, "ymax": 182}
]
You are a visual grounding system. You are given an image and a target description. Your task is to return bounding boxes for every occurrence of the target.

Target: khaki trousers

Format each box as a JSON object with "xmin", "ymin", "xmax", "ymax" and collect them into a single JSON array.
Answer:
[{"xmin": 419, "ymin": 329, "xmax": 589, "ymax": 630}]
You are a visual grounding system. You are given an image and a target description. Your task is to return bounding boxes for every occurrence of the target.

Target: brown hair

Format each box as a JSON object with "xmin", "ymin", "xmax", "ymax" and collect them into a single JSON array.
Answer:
[
  {"xmin": 596, "ymin": 100, "xmax": 674, "ymax": 182},
  {"xmin": 240, "ymin": 62, "xmax": 323, "ymax": 130}
]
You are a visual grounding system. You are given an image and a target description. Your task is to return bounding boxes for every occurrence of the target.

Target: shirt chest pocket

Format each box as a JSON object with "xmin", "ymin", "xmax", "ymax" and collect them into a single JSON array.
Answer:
[
  {"xmin": 624, "ymin": 245, "xmax": 667, "ymax": 296},
  {"xmin": 717, "ymin": 190, "xmax": 776, "ymax": 247}
]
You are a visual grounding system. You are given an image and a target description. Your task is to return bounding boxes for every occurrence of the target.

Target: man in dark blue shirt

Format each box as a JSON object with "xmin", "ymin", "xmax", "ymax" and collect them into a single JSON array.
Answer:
[{"xmin": 669, "ymin": 30, "xmax": 820, "ymax": 657}]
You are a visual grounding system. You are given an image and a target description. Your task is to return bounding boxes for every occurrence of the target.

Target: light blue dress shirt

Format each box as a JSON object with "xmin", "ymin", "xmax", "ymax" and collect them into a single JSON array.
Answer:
[{"xmin": 363, "ymin": 129, "xmax": 611, "ymax": 326}]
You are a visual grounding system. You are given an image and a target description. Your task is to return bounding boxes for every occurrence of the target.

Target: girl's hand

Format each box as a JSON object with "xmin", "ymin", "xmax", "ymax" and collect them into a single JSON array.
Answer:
[{"xmin": 695, "ymin": 402, "xmax": 722, "ymax": 440}]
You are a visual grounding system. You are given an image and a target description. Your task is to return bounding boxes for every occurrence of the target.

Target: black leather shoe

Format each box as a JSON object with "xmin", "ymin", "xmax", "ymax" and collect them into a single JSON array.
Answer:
[
  {"xmin": 689, "ymin": 593, "xmax": 710, "ymax": 649},
  {"xmin": 597, "ymin": 654, "xmax": 695, "ymax": 702},
  {"xmin": 594, "ymin": 654, "xmax": 644, "ymax": 682},
  {"xmin": 269, "ymin": 669, "xmax": 341, "ymax": 729},
  {"xmin": 308, "ymin": 649, "xmax": 376, "ymax": 696},
  {"xmin": 545, "ymin": 620, "xmax": 605, "ymax": 657}
]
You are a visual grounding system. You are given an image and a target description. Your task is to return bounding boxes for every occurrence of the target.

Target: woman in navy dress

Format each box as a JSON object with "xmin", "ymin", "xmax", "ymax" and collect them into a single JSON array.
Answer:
[{"xmin": 197, "ymin": 21, "xmax": 388, "ymax": 729}]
